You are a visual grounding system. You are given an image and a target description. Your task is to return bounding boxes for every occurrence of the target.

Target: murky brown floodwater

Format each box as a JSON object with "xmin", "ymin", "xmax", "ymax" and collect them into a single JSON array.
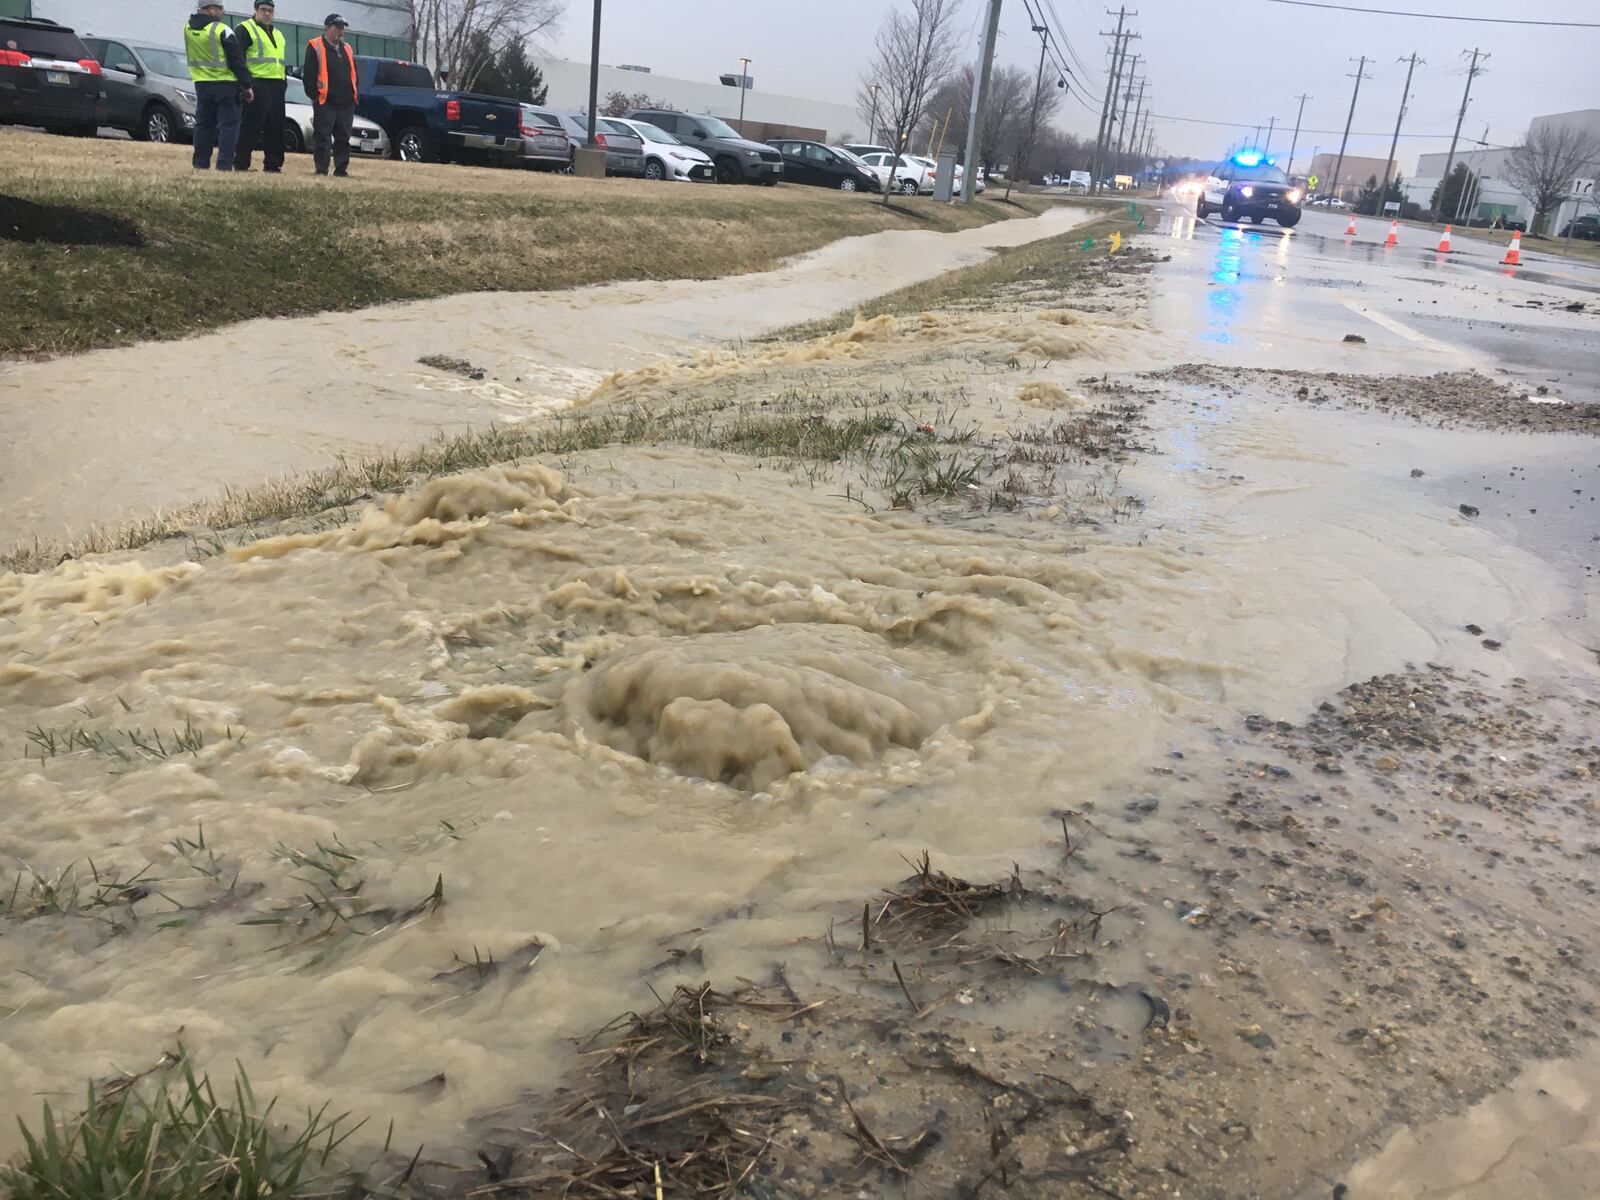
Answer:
[{"xmin": 3, "ymin": 204, "xmax": 1598, "ymax": 1194}]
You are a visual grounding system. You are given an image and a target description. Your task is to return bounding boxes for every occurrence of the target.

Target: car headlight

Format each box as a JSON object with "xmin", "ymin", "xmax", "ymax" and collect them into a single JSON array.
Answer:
[
  {"xmin": 1239, "ymin": 185, "xmax": 1254, "ymax": 198},
  {"xmin": 1287, "ymin": 188, "xmax": 1303, "ymax": 204},
  {"xmin": 743, "ymin": 148, "xmax": 759, "ymax": 157},
  {"xmin": 176, "ymin": 89, "xmax": 196, "ymax": 105}
]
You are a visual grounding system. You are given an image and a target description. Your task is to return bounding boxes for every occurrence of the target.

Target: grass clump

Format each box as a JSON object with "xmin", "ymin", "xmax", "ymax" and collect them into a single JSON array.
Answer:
[{"xmin": 0, "ymin": 1057, "xmax": 362, "ymax": 1200}]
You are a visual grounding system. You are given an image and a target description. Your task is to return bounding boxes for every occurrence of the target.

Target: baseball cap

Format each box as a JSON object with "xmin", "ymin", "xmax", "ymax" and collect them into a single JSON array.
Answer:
[{"xmin": 324, "ymin": 12, "xmax": 348, "ymax": 26}]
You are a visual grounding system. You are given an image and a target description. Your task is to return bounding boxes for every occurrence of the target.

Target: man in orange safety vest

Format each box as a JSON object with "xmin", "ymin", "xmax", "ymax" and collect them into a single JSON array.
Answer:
[{"xmin": 301, "ymin": 13, "xmax": 359, "ymax": 177}]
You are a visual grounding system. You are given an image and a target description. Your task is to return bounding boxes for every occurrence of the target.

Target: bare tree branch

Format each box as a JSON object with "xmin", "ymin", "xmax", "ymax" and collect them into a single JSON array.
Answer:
[
  {"xmin": 857, "ymin": 0, "xmax": 963, "ymax": 203},
  {"xmin": 408, "ymin": 0, "xmax": 563, "ymax": 91},
  {"xmin": 1503, "ymin": 124, "xmax": 1600, "ymax": 234}
]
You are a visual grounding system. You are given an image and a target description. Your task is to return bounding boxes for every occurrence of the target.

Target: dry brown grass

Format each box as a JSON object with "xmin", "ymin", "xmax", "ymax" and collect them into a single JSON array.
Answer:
[{"xmin": 0, "ymin": 133, "xmax": 1062, "ymax": 356}]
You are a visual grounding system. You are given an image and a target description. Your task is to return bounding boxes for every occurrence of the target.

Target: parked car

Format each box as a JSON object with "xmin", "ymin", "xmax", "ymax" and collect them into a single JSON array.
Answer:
[
  {"xmin": 625, "ymin": 107, "xmax": 782, "ymax": 184},
  {"xmin": 769, "ymin": 139, "xmax": 879, "ymax": 192},
  {"xmin": 284, "ymin": 76, "xmax": 388, "ymax": 157},
  {"xmin": 606, "ymin": 117, "xmax": 713, "ymax": 181},
  {"xmin": 81, "ymin": 37, "xmax": 192, "ymax": 142},
  {"xmin": 842, "ymin": 143, "xmax": 892, "ymax": 160},
  {"xmin": 855, "ymin": 151, "xmax": 933, "ymax": 195},
  {"xmin": 1558, "ymin": 215, "xmax": 1599, "ymax": 240},
  {"xmin": 353, "ymin": 56, "xmax": 522, "ymax": 164},
  {"xmin": 521, "ymin": 108, "xmax": 644, "ymax": 176},
  {"xmin": 905, "ymin": 153, "xmax": 980, "ymax": 194},
  {"xmin": 516, "ymin": 105, "xmax": 574, "ymax": 170},
  {"xmin": 0, "ymin": 16, "xmax": 105, "ymax": 138}
]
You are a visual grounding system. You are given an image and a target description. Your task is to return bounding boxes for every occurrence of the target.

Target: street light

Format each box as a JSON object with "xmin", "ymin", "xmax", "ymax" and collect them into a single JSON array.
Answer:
[
  {"xmin": 738, "ymin": 56, "xmax": 751, "ymax": 126},
  {"xmin": 868, "ymin": 82, "xmax": 880, "ymax": 145},
  {"xmin": 584, "ymin": 0, "xmax": 601, "ymax": 148}
]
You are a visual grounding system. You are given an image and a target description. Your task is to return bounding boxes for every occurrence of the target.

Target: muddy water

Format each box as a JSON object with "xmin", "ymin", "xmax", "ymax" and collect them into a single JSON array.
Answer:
[
  {"xmin": 2, "ymin": 216, "xmax": 1598, "ymax": 1188},
  {"xmin": 0, "ymin": 204, "xmax": 1089, "ymax": 553}
]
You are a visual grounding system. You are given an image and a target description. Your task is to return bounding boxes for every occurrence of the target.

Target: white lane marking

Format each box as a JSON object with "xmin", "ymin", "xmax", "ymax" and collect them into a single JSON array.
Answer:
[{"xmin": 1339, "ymin": 299, "xmax": 1465, "ymax": 359}]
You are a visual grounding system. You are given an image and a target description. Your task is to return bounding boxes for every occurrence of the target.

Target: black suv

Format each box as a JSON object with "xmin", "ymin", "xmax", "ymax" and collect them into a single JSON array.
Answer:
[
  {"xmin": 1559, "ymin": 214, "xmax": 1600, "ymax": 241},
  {"xmin": 1196, "ymin": 153, "xmax": 1303, "ymax": 228},
  {"xmin": 625, "ymin": 108, "xmax": 782, "ymax": 184},
  {"xmin": 0, "ymin": 16, "xmax": 106, "ymax": 137}
]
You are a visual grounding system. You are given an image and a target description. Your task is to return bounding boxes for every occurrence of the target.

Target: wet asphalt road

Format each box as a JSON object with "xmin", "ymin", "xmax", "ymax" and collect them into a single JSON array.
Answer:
[{"xmin": 1142, "ymin": 196, "xmax": 1600, "ymax": 401}]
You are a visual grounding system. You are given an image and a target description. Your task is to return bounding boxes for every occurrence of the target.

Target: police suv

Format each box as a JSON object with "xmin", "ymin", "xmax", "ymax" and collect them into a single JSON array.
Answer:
[{"xmin": 1195, "ymin": 152, "xmax": 1303, "ymax": 228}]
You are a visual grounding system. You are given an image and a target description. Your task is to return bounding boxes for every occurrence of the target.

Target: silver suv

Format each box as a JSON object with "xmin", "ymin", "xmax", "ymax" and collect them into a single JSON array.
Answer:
[
  {"xmin": 625, "ymin": 108, "xmax": 782, "ymax": 185},
  {"xmin": 81, "ymin": 37, "xmax": 196, "ymax": 143}
]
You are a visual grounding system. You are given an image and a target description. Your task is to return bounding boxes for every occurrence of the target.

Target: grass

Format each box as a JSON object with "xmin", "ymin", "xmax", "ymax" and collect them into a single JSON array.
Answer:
[
  {"xmin": 0, "ymin": 1057, "xmax": 364, "ymax": 1200},
  {"xmin": 769, "ymin": 209, "xmax": 1145, "ymax": 341},
  {"xmin": 0, "ymin": 133, "xmax": 1065, "ymax": 357},
  {"xmin": 1, "ymin": 391, "xmax": 994, "ymax": 573}
]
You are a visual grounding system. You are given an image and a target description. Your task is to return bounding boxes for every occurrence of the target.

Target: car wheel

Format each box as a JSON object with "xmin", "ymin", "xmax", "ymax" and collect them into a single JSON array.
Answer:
[
  {"xmin": 1278, "ymin": 212, "xmax": 1301, "ymax": 228},
  {"xmin": 283, "ymin": 120, "xmax": 305, "ymax": 154},
  {"xmin": 1221, "ymin": 198, "xmax": 1240, "ymax": 223},
  {"xmin": 899, "ymin": 178, "xmax": 919, "ymax": 196},
  {"xmin": 643, "ymin": 158, "xmax": 666, "ymax": 180},
  {"xmin": 394, "ymin": 124, "xmax": 436, "ymax": 163},
  {"xmin": 840, "ymin": 177, "xmax": 857, "ymax": 192},
  {"xmin": 714, "ymin": 156, "xmax": 741, "ymax": 184},
  {"xmin": 1195, "ymin": 198, "xmax": 1209, "ymax": 219}
]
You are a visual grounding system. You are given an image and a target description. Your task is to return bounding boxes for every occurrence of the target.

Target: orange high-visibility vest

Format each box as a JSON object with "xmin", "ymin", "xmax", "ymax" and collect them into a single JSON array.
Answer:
[{"xmin": 306, "ymin": 37, "xmax": 357, "ymax": 104}]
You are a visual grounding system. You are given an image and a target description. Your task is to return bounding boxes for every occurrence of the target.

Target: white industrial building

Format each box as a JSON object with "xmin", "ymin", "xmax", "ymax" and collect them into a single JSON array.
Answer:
[
  {"xmin": 532, "ymin": 56, "xmax": 861, "ymax": 143},
  {"xmin": 1406, "ymin": 108, "xmax": 1600, "ymax": 230}
]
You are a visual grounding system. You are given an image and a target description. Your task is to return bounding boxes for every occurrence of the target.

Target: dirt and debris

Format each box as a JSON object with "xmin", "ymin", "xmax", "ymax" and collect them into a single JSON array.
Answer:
[
  {"xmin": 1149, "ymin": 364, "xmax": 1600, "ymax": 434},
  {"xmin": 417, "ymin": 354, "xmax": 488, "ymax": 380}
]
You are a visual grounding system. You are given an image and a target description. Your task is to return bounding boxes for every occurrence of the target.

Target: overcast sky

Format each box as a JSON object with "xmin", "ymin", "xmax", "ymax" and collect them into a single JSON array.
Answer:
[{"xmin": 555, "ymin": 0, "xmax": 1596, "ymax": 170}]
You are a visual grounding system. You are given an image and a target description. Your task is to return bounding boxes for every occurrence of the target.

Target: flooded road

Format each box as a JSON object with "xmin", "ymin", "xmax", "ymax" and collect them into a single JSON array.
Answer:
[
  {"xmin": 2, "ymin": 198, "xmax": 1599, "ymax": 1196},
  {"xmin": 0, "ymin": 205, "xmax": 1089, "ymax": 555}
]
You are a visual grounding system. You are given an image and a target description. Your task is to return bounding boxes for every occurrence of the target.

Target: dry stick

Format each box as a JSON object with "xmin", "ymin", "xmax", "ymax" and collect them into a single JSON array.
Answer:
[
  {"xmin": 832, "ymin": 1076, "xmax": 905, "ymax": 1174},
  {"xmin": 891, "ymin": 960, "xmax": 921, "ymax": 1014},
  {"xmin": 861, "ymin": 902, "xmax": 872, "ymax": 952}
]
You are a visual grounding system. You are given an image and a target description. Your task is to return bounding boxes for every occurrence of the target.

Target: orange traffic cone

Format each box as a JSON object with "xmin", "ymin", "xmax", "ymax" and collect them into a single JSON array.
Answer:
[
  {"xmin": 1384, "ymin": 220, "xmax": 1399, "ymax": 248},
  {"xmin": 1502, "ymin": 230, "xmax": 1522, "ymax": 266},
  {"xmin": 1436, "ymin": 224, "xmax": 1452, "ymax": 253},
  {"xmin": 1345, "ymin": 214, "xmax": 1357, "ymax": 236}
]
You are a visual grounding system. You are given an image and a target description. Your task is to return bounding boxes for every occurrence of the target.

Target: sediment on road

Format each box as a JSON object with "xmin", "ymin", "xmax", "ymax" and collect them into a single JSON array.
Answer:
[{"xmin": 0, "ymin": 133, "xmax": 1089, "ymax": 358}]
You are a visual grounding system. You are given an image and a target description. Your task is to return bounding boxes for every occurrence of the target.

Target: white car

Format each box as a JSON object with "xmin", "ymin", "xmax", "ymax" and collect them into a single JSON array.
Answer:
[
  {"xmin": 906, "ymin": 154, "xmax": 983, "ymax": 194},
  {"xmin": 283, "ymin": 76, "xmax": 389, "ymax": 158},
  {"xmin": 855, "ymin": 151, "xmax": 934, "ymax": 195},
  {"xmin": 607, "ymin": 117, "xmax": 714, "ymax": 182}
]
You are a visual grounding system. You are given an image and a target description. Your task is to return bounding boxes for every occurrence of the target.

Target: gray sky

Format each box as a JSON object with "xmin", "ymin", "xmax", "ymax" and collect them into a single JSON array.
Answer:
[{"xmin": 555, "ymin": 1, "xmax": 1597, "ymax": 169}]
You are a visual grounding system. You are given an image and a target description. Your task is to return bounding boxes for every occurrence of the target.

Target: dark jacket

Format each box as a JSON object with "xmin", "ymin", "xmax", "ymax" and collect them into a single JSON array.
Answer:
[
  {"xmin": 187, "ymin": 13, "xmax": 252, "ymax": 88},
  {"xmin": 302, "ymin": 36, "xmax": 356, "ymax": 107}
]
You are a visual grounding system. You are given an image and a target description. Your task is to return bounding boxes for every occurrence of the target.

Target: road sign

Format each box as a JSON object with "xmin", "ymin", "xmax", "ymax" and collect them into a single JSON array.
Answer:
[
  {"xmin": 1155, "ymin": 159, "xmax": 1166, "ymax": 169},
  {"xmin": 1308, "ymin": 174, "xmax": 1319, "ymax": 189}
]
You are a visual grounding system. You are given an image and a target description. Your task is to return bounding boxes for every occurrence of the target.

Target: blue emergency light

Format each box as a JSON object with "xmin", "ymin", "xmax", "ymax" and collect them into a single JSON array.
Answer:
[{"xmin": 1232, "ymin": 151, "xmax": 1263, "ymax": 167}]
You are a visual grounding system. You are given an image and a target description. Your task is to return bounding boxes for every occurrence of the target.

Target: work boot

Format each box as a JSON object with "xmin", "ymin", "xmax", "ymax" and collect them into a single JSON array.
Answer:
[{"xmin": 333, "ymin": 169, "xmax": 349, "ymax": 178}]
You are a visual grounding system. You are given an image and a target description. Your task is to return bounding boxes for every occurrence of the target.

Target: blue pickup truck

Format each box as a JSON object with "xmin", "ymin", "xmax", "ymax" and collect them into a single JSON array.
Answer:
[{"xmin": 354, "ymin": 56, "xmax": 524, "ymax": 165}]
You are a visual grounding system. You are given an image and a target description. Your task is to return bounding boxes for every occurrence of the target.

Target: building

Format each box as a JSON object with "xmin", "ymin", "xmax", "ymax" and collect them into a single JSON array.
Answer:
[
  {"xmin": 533, "ymin": 56, "xmax": 860, "ymax": 145},
  {"xmin": 1407, "ymin": 109, "xmax": 1600, "ymax": 229},
  {"xmin": 1305, "ymin": 152, "xmax": 1397, "ymax": 202},
  {"xmin": 10, "ymin": 0, "xmax": 411, "ymax": 62}
]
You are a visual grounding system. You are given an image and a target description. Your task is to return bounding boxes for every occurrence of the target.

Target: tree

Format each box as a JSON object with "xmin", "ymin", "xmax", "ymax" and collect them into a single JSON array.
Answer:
[
  {"xmin": 408, "ymin": 0, "xmax": 562, "ymax": 91},
  {"xmin": 1355, "ymin": 172, "xmax": 1404, "ymax": 217},
  {"xmin": 1429, "ymin": 161, "xmax": 1477, "ymax": 222},
  {"xmin": 1504, "ymin": 124, "xmax": 1600, "ymax": 234},
  {"xmin": 1006, "ymin": 60, "xmax": 1065, "ymax": 197},
  {"xmin": 601, "ymin": 90, "xmax": 666, "ymax": 117},
  {"xmin": 855, "ymin": 0, "xmax": 962, "ymax": 204},
  {"xmin": 922, "ymin": 64, "xmax": 1031, "ymax": 172},
  {"xmin": 474, "ymin": 37, "xmax": 548, "ymax": 103}
]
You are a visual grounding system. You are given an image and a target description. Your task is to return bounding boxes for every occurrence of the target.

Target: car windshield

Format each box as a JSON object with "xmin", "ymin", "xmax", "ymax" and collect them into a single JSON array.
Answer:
[
  {"xmin": 132, "ymin": 46, "xmax": 188, "ymax": 77},
  {"xmin": 696, "ymin": 116, "xmax": 741, "ymax": 139},
  {"xmin": 284, "ymin": 77, "xmax": 309, "ymax": 104},
  {"xmin": 2, "ymin": 21, "xmax": 87, "ymax": 58},
  {"xmin": 373, "ymin": 61, "xmax": 434, "ymax": 89},
  {"xmin": 599, "ymin": 119, "xmax": 634, "ymax": 137},
  {"xmin": 833, "ymin": 147, "xmax": 868, "ymax": 166},
  {"xmin": 520, "ymin": 108, "xmax": 561, "ymax": 129},
  {"xmin": 631, "ymin": 121, "xmax": 681, "ymax": 146},
  {"xmin": 1227, "ymin": 163, "xmax": 1289, "ymax": 183}
]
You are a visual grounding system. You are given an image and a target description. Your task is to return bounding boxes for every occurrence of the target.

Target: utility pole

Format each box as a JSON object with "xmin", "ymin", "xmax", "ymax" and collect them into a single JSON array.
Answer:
[
  {"xmin": 1439, "ymin": 47, "xmax": 1486, "ymax": 222},
  {"xmin": 737, "ymin": 57, "xmax": 751, "ymax": 125},
  {"xmin": 1090, "ymin": 8, "xmax": 1133, "ymax": 196},
  {"xmin": 1008, "ymin": 22, "xmax": 1049, "ymax": 198},
  {"xmin": 960, "ymin": 0, "xmax": 1003, "ymax": 204},
  {"xmin": 1456, "ymin": 122, "xmax": 1489, "ymax": 222},
  {"xmin": 1113, "ymin": 55, "xmax": 1140, "ymax": 176},
  {"xmin": 584, "ymin": 0, "xmax": 602, "ymax": 147},
  {"xmin": 1264, "ymin": 115, "xmax": 1276, "ymax": 157},
  {"xmin": 868, "ymin": 84, "xmax": 880, "ymax": 144},
  {"xmin": 1126, "ymin": 77, "xmax": 1146, "ymax": 177},
  {"xmin": 1332, "ymin": 55, "xmax": 1370, "ymax": 203},
  {"xmin": 1285, "ymin": 93, "xmax": 1310, "ymax": 178},
  {"xmin": 1378, "ymin": 52, "xmax": 1422, "ymax": 214}
]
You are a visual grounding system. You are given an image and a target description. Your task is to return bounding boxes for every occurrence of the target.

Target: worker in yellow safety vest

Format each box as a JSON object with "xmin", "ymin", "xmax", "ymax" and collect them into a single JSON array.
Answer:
[
  {"xmin": 234, "ymin": 0, "xmax": 287, "ymax": 173},
  {"xmin": 184, "ymin": 0, "xmax": 254, "ymax": 171}
]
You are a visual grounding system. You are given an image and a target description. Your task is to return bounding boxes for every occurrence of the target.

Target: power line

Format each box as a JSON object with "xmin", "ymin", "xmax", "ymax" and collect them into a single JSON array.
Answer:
[
  {"xmin": 1262, "ymin": 0, "xmax": 1600, "ymax": 25},
  {"xmin": 1147, "ymin": 111, "xmax": 1470, "ymax": 139}
]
